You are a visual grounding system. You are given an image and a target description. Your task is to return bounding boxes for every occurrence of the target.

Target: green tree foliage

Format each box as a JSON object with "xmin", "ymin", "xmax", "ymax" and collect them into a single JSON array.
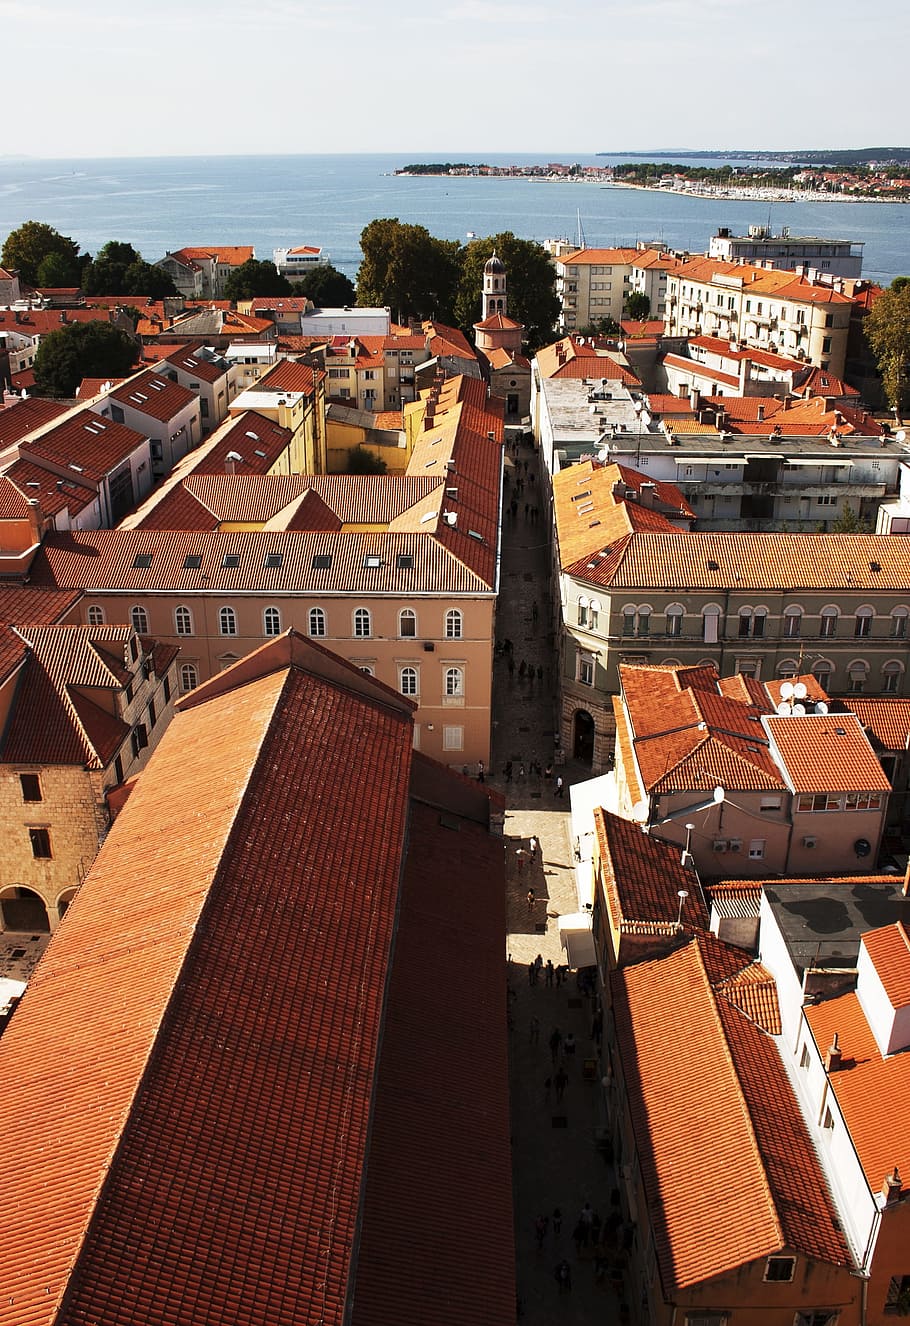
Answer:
[
  {"xmin": 2, "ymin": 221, "xmax": 82, "ymax": 287},
  {"xmin": 864, "ymin": 280, "xmax": 910, "ymax": 420},
  {"xmin": 346, "ymin": 445, "xmax": 388, "ymax": 474},
  {"xmin": 223, "ymin": 260, "xmax": 293, "ymax": 301},
  {"xmin": 830, "ymin": 503, "xmax": 871, "ymax": 533},
  {"xmin": 357, "ymin": 219, "xmax": 461, "ymax": 323},
  {"xmin": 453, "ymin": 232, "xmax": 560, "ymax": 351},
  {"xmin": 291, "ymin": 263, "xmax": 356, "ymax": 307},
  {"xmin": 624, "ymin": 291, "xmax": 651, "ymax": 320},
  {"xmin": 33, "ymin": 320, "xmax": 138, "ymax": 398}
]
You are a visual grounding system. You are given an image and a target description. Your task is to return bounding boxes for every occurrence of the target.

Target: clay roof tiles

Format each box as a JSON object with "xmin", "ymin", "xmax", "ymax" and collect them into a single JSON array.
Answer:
[
  {"xmin": 765, "ymin": 712, "xmax": 892, "ymax": 793},
  {"xmin": 612, "ymin": 939, "xmax": 850, "ymax": 1295},
  {"xmin": 840, "ymin": 696, "xmax": 910, "ymax": 751},
  {"xmin": 107, "ymin": 367, "xmax": 197, "ymax": 422},
  {"xmin": 19, "ymin": 409, "xmax": 148, "ymax": 484},
  {"xmin": 863, "ymin": 922, "xmax": 910, "ymax": 1006},
  {"xmin": 0, "ymin": 397, "xmax": 68, "ymax": 449}
]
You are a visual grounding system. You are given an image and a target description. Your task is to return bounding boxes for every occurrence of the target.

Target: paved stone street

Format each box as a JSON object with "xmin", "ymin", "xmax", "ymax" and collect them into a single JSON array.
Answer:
[{"xmin": 490, "ymin": 437, "xmax": 623, "ymax": 1323}]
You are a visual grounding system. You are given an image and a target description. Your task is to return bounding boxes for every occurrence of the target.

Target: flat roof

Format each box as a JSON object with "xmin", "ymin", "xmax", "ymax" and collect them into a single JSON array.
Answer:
[{"xmin": 764, "ymin": 879, "xmax": 910, "ymax": 977}]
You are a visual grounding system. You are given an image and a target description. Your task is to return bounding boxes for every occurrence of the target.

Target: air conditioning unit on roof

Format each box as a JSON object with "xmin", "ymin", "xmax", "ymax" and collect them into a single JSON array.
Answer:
[{"xmin": 712, "ymin": 839, "xmax": 728, "ymax": 853}]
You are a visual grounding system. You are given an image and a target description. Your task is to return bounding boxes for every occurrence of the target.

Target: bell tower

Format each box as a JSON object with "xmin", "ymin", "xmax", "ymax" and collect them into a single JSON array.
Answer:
[{"xmin": 482, "ymin": 252, "xmax": 507, "ymax": 321}]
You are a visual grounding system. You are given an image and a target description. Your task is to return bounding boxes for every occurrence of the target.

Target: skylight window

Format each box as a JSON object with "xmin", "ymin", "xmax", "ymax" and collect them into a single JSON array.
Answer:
[
  {"xmin": 183, "ymin": 554, "xmax": 203, "ymax": 569},
  {"xmin": 312, "ymin": 554, "xmax": 332, "ymax": 570},
  {"xmin": 132, "ymin": 553, "xmax": 153, "ymax": 569},
  {"xmin": 363, "ymin": 554, "xmax": 382, "ymax": 568},
  {"xmin": 222, "ymin": 554, "xmax": 241, "ymax": 568},
  {"xmin": 396, "ymin": 553, "xmax": 414, "ymax": 570},
  {"xmin": 420, "ymin": 511, "xmax": 438, "ymax": 524},
  {"xmin": 265, "ymin": 552, "xmax": 283, "ymax": 569}
]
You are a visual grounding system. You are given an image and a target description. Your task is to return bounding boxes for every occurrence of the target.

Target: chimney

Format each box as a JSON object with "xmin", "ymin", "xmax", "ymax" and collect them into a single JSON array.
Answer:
[
  {"xmin": 824, "ymin": 1033, "xmax": 842, "ymax": 1073},
  {"xmin": 611, "ymin": 479, "xmax": 627, "ymax": 502},
  {"xmin": 689, "ymin": 386, "xmax": 701, "ymax": 412},
  {"xmin": 882, "ymin": 1167, "xmax": 903, "ymax": 1204},
  {"xmin": 757, "ymin": 404, "xmax": 765, "ymax": 423}
]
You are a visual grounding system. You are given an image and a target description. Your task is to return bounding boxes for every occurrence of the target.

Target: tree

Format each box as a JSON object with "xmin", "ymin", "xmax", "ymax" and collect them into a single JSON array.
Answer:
[
  {"xmin": 33, "ymin": 320, "xmax": 138, "ymax": 398},
  {"xmin": 121, "ymin": 261, "xmax": 177, "ymax": 299},
  {"xmin": 2, "ymin": 221, "xmax": 82, "ymax": 287},
  {"xmin": 357, "ymin": 219, "xmax": 461, "ymax": 323},
  {"xmin": 291, "ymin": 263, "xmax": 356, "ymax": 307},
  {"xmin": 624, "ymin": 291, "xmax": 651, "ymax": 320},
  {"xmin": 453, "ymin": 232, "xmax": 560, "ymax": 351},
  {"xmin": 82, "ymin": 241, "xmax": 178, "ymax": 298},
  {"xmin": 830, "ymin": 503, "xmax": 871, "ymax": 533},
  {"xmin": 864, "ymin": 279, "xmax": 910, "ymax": 421},
  {"xmin": 347, "ymin": 446, "xmax": 387, "ymax": 474},
  {"xmin": 223, "ymin": 260, "xmax": 293, "ymax": 301}
]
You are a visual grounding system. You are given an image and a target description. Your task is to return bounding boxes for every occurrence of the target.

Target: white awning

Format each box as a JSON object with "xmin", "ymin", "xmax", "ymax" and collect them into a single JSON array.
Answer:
[{"xmin": 785, "ymin": 457, "xmax": 854, "ymax": 466}]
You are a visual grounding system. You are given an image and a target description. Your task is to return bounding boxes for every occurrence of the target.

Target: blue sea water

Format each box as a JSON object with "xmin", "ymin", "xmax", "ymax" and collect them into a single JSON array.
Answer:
[{"xmin": 0, "ymin": 152, "xmax": 906, "ymax": 286}]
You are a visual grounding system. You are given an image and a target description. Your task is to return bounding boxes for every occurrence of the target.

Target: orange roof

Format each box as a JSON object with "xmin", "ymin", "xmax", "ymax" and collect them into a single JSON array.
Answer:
[
  {"xmin": 765, "ymin": 712, "xmax": 892, "ymax": 794},
  {"xmin": 671, "ymin": 256, "xmax": 853, "ymax": 305},
  {"xmin": 595, "ymin": 807, "xmax": 707, "ymax": 940},
  {"xmin": 0, "ymin": 397, "xmax": 68, "ymax": 448},
  {"xmin": 863, "ymin": 922, "xmax": 910, "ymax": 1006},
  {"xmin": 536, "ymin": 337, "xmax": 640, "ymax": 385},
  {"xmin": 554, "ymin": 460, "xmax": 691, "ymax": 567},
  {"xmin": 19, "ymin": 409, "xmax": 148, "ymax": 484},
  {"xmin": 177, "ymin": 244, "xmax": 255, "ymax": 266},
  {"xmin": 558, "ymin": 246, "xmax": 640, "ymax": 266},
  {"xmin": 807, "ymin": 991, "xmax": 910, "ymax": 1191},
  {"xmin": 4, "ymin": 458, "xmax": 97, "ymax": 520},
  {"xmin": 841, "ymin": 697, "xmax": 910, "ymax": 751},
  {"xmin": 613, "ymin": 938, "xmax": 850, "ymax": 1292}
]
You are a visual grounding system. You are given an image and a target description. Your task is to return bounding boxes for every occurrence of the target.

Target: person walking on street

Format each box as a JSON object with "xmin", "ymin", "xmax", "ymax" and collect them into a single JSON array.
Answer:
[
  {"xmin": 529, "ymin": 835, "xmax": 539, "ymax": 862},
  {"xmin": 526, "ymin": 886, "xmax": 535, "ymax": 910},
  {"xmin": 477, "ymin": 760, "xmax": 485, "ymax": 783},
  {"xmin": 554, "ymin": 1260, "xmax": 571, "ymax": 1293},
  {"xmin": 555, "ymin": 775, "xmax": 564, "ymax": 799},
  {"xmin": 549, "ymin": 1026, "xmax": 562, "ymax": 1064},
  {"xmin": 529, "ymin": 1014, "xmax": 540, "ymax": 1045},
  {"xmin": 552, "ymin": 1207, "xmax": 562, "ymax": 1236},
  {"xmin": 545, "ymin": 958, "xmax": 554, "ymax": 987}
]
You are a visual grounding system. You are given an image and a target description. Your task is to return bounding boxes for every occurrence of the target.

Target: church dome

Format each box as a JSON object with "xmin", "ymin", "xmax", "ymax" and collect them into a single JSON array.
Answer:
[{"xmin": 484, "ymin": 252, "xmax": 505, "ymax": 275}]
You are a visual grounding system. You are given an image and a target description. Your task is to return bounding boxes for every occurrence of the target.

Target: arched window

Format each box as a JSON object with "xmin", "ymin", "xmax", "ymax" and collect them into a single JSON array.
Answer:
[
  {"xmin": 882, "ymin": 661, "xmax": 904, "ymax": 694},
  {"xmin": 891, "ymin": 607, "xmax": 909, "ymax": 639},
  {"xmin": 263, "ymin": 607, "xmax": 281, "ymax": 637},
  {"xmin": 702, "ymin": 604, "xmax": 721, "ymax": 643},
  {"xmin": 665, "ymin": 604, "xmax": 684, "ymax": 638},
  {"xmin": 819, "ymin": 606, "xmax": 839, "ymax": 639},
  {"xmin": 353, "ymin": 608, "xmax": 372, "ymax": 639},
  {"xmin": 179, "ymin": 663, "xmax": 198, "ymax": 693},
  {"xmin": 589, "ymin": 599, "xmax": 601, "ymax": 632},
  {"xmin": 445, "ymin": 666, "xmax": 464, "ymax": 697},
  {"xmin": 130, "ymin": 606, "xmax": 148, "ymax": 635},
  {"xmin": 783, "ymin": 606, "xmax": 802, "ymax": 639},
  {"xmin": 360, "ymin": 666, "xmax": 374, "ymax": 676},
  {"xmin": 219, "ymin": 606, "xmax": 237, "ymax": 637},
  {"xmin": 174, "ymin": 605, "xmax": 193, "ymax": 636},
  {"xmin": 87, "ymin": 605, "xmax": 105, "ymax": 626},
  {"xmin": 777, "ymin": 660, "xmax": 798, "ymax": 679},
  {"xmin": 848, "ymin": 660, "xmax": 868, "ymax": 694},
  {"xmin": 622, "ymin": 605, "xmax": 636, "ymax": 636},
  {"xmin": 445, "ymin": 609, "xmax": 463, "ymax": 639},
  {"xmin": 400, "ymin": 666, "xmax": 418, "ymax": 696},
  {"xmin": 854, "ymin": 605, "xmax": 874, "ymax": 639},
  {"xmin": 637, "ymin": 605, "xmax": 651, "ymax": 637},
  {"xmin": 309, "ymin": 607, "xmax": 326, "ymax": 638},
  {"xmin": 399, "ymin": 608, "xmax": 417, "ymax": 638},
  {"xmin": 739, "ymin": 606, "xmax": 767, "ymax": 638},
  {"xmin": 578, "ymin": 596, "xmax": 589, "ymax": 628},
  {"xmin": 812, "ymin": 658, "xmax": 834, "ymax": 691}
]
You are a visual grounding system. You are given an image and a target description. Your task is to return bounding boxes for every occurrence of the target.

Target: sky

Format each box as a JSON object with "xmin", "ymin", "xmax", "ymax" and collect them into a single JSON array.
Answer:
[{"xmin": 3, "ymin": 0, "xmax": 907, "ymax": 158}]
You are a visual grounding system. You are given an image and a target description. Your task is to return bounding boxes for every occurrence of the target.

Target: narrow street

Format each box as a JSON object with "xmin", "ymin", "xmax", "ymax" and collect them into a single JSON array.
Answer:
[{"xmin": 490, "ymin": 437, "xmax": 623, "ymax": 1323}]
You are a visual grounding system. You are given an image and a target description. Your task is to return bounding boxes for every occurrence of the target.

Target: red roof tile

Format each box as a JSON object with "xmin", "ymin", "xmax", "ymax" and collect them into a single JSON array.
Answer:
[
  {"xmin": 19, "ymin": 409, "xmax": 148, "ymax": 484},
  {"xmin": 765, "ymin": 712, "xmax": 891, "ymax": 793},
  {"xmin": 0, "ymin": 397, "xmax": 67, "ymax": 449}
]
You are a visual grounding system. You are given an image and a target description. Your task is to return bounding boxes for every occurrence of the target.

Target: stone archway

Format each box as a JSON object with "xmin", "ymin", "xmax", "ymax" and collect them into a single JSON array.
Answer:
[
  {"xmin": 0, "ymin": 886, "xmax": 51, "ymax": 933},
  {"xmin": 573, "ymin": 709, "xmax": 596, "ymax": 765},
  {"xmin": 57, "ymin": 888, "xmax": 78, "ymax": 923}
]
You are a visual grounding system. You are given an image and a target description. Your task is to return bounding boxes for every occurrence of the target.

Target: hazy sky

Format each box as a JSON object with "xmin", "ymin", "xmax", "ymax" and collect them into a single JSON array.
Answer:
[{"xmin": 4, "ymin": 0, "xmax": 907, "ymax": 158}]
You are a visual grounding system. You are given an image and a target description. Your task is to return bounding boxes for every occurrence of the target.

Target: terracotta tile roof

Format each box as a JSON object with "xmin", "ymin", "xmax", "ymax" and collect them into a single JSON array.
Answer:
[
  {"xmin": 0, "ymin": 586, "xmax": 80, "ymax": 679},
  {"xmin": 0, "ymin": 632, "xmax": 420, "ymax": 1326},
  {"xmin": 351, "ymin": 792, "xmax": 514, "ymax": 1325},
  {"xmin": 554, "ymin": 460, "xmax": 687, "ymax": 567},
  {"xmin": 0, "ymin": 308, "xmax": 120, "ymax": 337},
  {"xmin": 176, "ymin": 244, "xmax": 255, "ymax": 266},
  {"xmin": 566, "ymin": 530, "xmax": 910, "ymax": 593},
  {"xmin": 716, "ymin": 962, "xmax": 782, "ymax": 1034},
  {"xmin": 558, "ymin": 247, "xmax": 640, "ymax": 266},
  {"xmin": 806, "ymin": 991, "xmax": 910, "ymax": 1192},
  {"xmin": 372, "ymin": 410, "xmax": 403, "ymax": 430},
  {"xmin": 421, "ymin": 320, "xmax": 476, "ymax": 360},
  {"xmin": 612, "ymin": 939, "xmax": 851, "ymax": 1293},
  {"xmin": 644, "ymin": 394, "xmax": 695, "ymax": 415},
  {"xmin": 863, "ymin": 922, "xmax": 910, "ymax": 1006},
  {"xmin": 536, "ymin": 337, "xmax": 640, "ymax": 385},
  {"xmin": 620, "ymin": 664, "xmax": 785, "ymax": 794},
  {"xmin": 106, "ymin": 367, "xmax": 197, "ymax": 422},
  {"xmin": 620, "ymin": 319, "xmax": 666, "ymax": 338},
  {"xmin": 189, "ymin": 410, "xmax": 293, "ymax": 475},
  {"xmin": 839, "ymin": 697, "xmax": 910, "ymax": 751},
  {"xmin": 76, "ymin": 376, "xmax": 127, "ymax": 398},
  {"xmin": 0, "ymin": 397, "xmax": 67, "ymax": 448},
  {"xmin": 0, "ymin": 476, "xmax": 32, "ymax": 518},
  {"xmin": 19, "ymin": 409, "xmax": 148, "ymax": 484},
  {"xmin": 474, "ymin": 311, "xmax": 522, "ymax": 331},
  {"xmin": 661, "ymin": 352, "xmax": 743, "ymax": 390},
  {"xmin": 765, "ymin": 712, "xmax": 892, "ymax": 794},
  {"xmin": 595, "ymin": 807, "xmax": 707, "ymax": 940},
  {"xmin": 4, "ymin": 459, "xmax": 97, "ymax": 520},
  {"xmin": 31, "ymin": 527, "xmax": 496, "ymax": 595},
  {"xmin": 161, "ymin": 341, "xmax": 231, "ymax": 382},
  {"xmin": 256, "ymin": 359, "xmax": 318, "ymax": 395},
  {"xmin": 672, "ymin": 256, "xmax": 852, "ymax": 305}
]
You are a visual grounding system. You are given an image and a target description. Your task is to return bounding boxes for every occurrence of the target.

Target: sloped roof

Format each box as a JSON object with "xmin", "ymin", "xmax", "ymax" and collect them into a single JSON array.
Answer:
[
  {"xmin": 19, "ymin": 409, "xmax": 148, "ymax": 484},
  {"xmin": 0, "ymin": 633, "xmax": 418, "ymax": 1326},
  {"xmin": 554, "ymin": 459, "xmax": 691, "ymax": 568},
  {"xmin": 536, "ymin": 337, "xmax": 640, "ymax": 385},
  {"xmin": 0, "ymin": 397, "xmax": 67, "ymax": 449},
  {"xmin": 612, "ymin": 939, "xmax": 851, "ymax": 1294},
  {"xmin": 106, "ymin": 367, "xmax": 197, "ymax": 422},
  {"xmin": 840, "ymin": 696, "xmax": 910, "ymax": 752},
  {"xmin": 863, "ymin": 922, "xmax": 910, "ymax": 1006},
  {"xmin": 766, "ymin": 712, "xmax": 892, "ymax": 794},
  {"xmin": 595, "ymin": 807, "xmax": 707, "ymax": 938},
  {"xmin": 807, "ymin": 990, "xmax": 910, "ymax": 1193}
]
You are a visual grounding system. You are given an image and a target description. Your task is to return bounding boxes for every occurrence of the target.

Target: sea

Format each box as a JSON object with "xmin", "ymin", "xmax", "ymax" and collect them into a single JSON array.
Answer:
[{"xmin": 0, "ymin": 152, "xmax": 907, "ymax": 287}]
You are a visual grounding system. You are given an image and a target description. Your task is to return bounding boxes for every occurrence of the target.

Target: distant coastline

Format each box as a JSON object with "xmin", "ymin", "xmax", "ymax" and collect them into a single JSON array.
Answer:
[{"xmin": 612, "ymin": 181, "xmax": 908, "ymax": 204}]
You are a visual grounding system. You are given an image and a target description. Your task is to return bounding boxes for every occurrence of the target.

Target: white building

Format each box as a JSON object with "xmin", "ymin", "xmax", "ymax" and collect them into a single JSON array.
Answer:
[{"xmin": 709, "ymin": 225, "xmax": 864, "ymax": 278}]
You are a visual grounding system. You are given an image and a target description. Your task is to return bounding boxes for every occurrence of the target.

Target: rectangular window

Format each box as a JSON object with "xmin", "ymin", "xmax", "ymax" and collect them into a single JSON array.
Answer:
[
  {"xmin": 748, "ymin": 839, "xmax": 765, "ymax": 859},
  {"xmin": 19, "ymin": 773, "xmax": 42, "ymax": 802},
  {"xmin": 760, "ymin": 796, "xmax": 782, "ymax": 813},
  {"xmin": 443, "ymin": 725, "xmax": 464, "ymax": 751},
  {"xmin": 131, "ymin": 723, "xmax": 149, "ymax": 758},
  {"xmin": 148, "ymin": 698, "xmax": 157, "ymax": 728},
  {"xmin": 162, "ymin": 675, "xmax": 171, "ymax": 703},
  {"xmin": 29, "ymin": 827, "xmax": 52, "ymax": 858},
  {"xmin": 764, "ymin": 1256, "xmax": 795, "ymax": 1282},
  {"xmin": 800, "ymin": 1044, "xmax": 811, "ymax": 1069},
  {"xmin": 579, "ymin": 657, "xmax": 594, "ymax": 686}
]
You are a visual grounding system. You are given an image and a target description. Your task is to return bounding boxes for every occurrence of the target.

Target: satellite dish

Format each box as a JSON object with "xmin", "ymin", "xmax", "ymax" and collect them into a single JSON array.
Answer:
[
  {"xmin": 793, "ymin": 681, "xmax": 808, "ymax": 699},
  {"xmin": 815, "ymin": 701, "xmax": 829, "ymax": 715},
  {"xmin": 631, "ymin": 800, "xmax": 649, "ymax": 823},
  {"xmin": 854, "ymin": 837, "xmax": 872, "ymax": 859},
  {"xmin": 792, "ymin": 703, "xmax": 807, "ymax": 716},
  {"xmin": 780, "ymin": 681, "xmax": 794, "ymax": 700},
  {"xmin": 896, "ymin": 430, "xmax": 907, "ymax": 443},
  {"xmin": 776, "ymin": 702, "xmax": 791, "ymax": 716},
  {"xmin": 713, "ymin": 785, "xmax": 726, "ymax": 803},
  {"xmin": 597, "ymin": 448, "xmax": 609, "ymax": 463}
]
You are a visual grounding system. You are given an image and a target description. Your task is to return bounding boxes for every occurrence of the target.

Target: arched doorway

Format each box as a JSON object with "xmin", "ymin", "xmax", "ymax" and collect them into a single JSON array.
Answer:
[
  {"xmin": 0, "ymin": 886, "xmax": 50, "ymax": 933},
  {"xmin": 573, "ymin": 710, "xmax": 595, "ymax": 765},
  {"xmin": 57, "ymin": 888, "xmax": 78, "ymax": 922}
]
